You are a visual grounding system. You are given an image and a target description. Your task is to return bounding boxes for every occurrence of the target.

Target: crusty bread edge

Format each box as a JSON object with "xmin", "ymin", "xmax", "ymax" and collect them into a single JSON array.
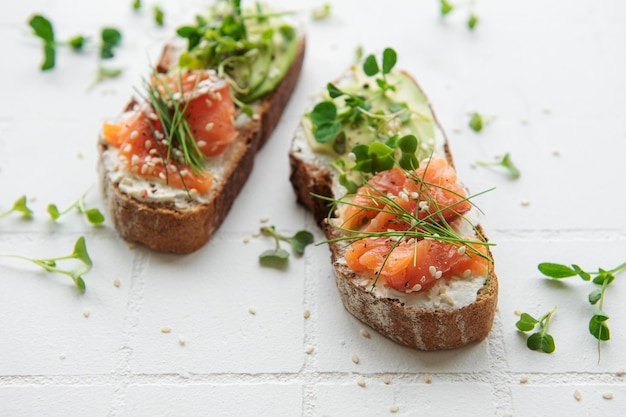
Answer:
[
  {"xmin": 289, "ymin": 69, "xmax": 498, "ymax": 350},
  {"xmin": 98, "ymin": 37, "xmax": 306, "ymax": 254}
]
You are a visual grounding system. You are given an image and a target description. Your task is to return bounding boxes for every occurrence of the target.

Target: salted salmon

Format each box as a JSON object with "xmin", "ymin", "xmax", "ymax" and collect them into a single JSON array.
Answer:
[
  {"xmin": 341, "ymin": 158, "xmax": 489, "ymax": 293},
  {"xmin": 102, "ymin": 70, "xmax": 238, "ymax": 193}
]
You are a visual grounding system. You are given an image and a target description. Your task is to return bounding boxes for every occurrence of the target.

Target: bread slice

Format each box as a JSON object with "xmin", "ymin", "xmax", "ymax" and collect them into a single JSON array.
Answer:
[
  {"xmin": 289, "ymin": 68, "xmax": 498, "ymax": 351},
  {"xmin": 99, "ymin": 36, "xmax": 305, "ymax": 254}
]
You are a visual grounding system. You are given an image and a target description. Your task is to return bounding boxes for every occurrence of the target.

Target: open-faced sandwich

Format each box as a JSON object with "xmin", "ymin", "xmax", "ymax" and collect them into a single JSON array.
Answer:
[
  {"xmin": 289, "ymin": 48, "xmax": 498, "ymax": 350},
  {"xmin": 99, "ymin": 0, "xmax": 305, "ymax": 253}
]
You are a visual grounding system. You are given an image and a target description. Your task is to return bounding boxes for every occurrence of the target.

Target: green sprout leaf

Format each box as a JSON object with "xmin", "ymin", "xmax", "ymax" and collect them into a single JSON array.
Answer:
[
  {"xmin": 468, "ymin": 112, "xmax": 483, "ymax": 132},
  {"xmin": 0, "ymin": 196, "xmax": 33, "ymax": 219},
  {"xmin": 290, "ymin": 230, "xmax": 314, "ymax": 255},
  {"xmin": 0, "ymin": 236, "xmax": 92, "ymax": 293},
  {"xmin": 154, "ymin": 5, "xmax": 165, "ymax": 26},
  {"xmin": 440, "ymin": 0, "xmax": 454, "ymax": 16},
  {"xmin": 467, "ymin": 13, "xmax": 479, "ymax": 29},
  {"xmin": 87, "ymin": 66, "xmax": 123, "ymax": 91},
  {"xmin": 28, "ymin": 15, "xmax": 56, "ymax": 70},
  {"xmin": 133, "ymin": 0, "xmax": 142, "ymax": 11},
  {"xmin": 381, "ymin": 48, "xmax": 397, "ymax": 75},
  {"xmin": 527, "ymin": 332, "xmax": 556, "ymax": 354},
  {"xmin": 100, "ymin": 27, "xmax": 122, "ymax": 59},
  {"xmin": 538, "ymin": 262, "xmax": 577, "ymax": 278},
  {"xmin": 476, "ymin": 153, "xmax": 521, "ymax": 179},
  {"xmin": 515, "ymin": 313, "xmax": 539, "ymax": 332},
  {"xmin": 515, "ymin": 307, "xmax": 557, "ymax": 354},
  {"xmin": 259, "ymin": 225, "xmax": 314, "ymax": 267},
  {"xmin": 47, "ymin": 189, "xmax": 105, "ymax": 225},
  {"xmin": 67, "ymin": 35, "xmax": 87, "ymax": 51},
  {"xmin": 312, "ymin": 3, "xmax": 331, "ymax": 20},
  {"xmin": 363, "ymin": 54, "xmax": 379, "ymax": 77},
  {"xmin": 588, "ymin": 288, "xmax": 602, "ymax": 305}
]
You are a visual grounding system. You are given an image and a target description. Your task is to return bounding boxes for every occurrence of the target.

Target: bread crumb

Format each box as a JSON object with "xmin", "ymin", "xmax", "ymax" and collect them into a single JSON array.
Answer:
[
  {"xmin": 303, "ymin": 309, "xmax": 311, "ymax": 319},
  {"xmin": 161, "ymin": 326, "xmax": 171, "ymax": 334},
  {"xmin": 305, "ymin": 345, "xmax": 314, "ymax": 355},
  {"xmin": 390, "ymin": 405, "xmax": 399, "ymax": 413},
  {"xmin": 113, "ymin": 279, "xmax": 121, "ymax": 288},
  {"xmin": 357, "ymin": 378, "xmax": 366, "ymax": 388},
  {"xmin": 83, "ymin": 309, "xmax": 90, "ymax": 318},
  {"xmin": 423, "ymin": 373, "xmax": 432, "ymax": 384},
  {"xmin": 469, "ymin": 162, "xmax": 477, "ymax": 169},
  {"xmin": 352, "ymin": 354, "xmax": 360, "ymax": 364},
  {"xmin": 574, "ymin": 390, "xmax": 582, "ymax": 402},
  {"xmin": 360, "ymin": 328, "xmax": 371, "ymax": 338},
  {"xmin": 179, "ymin": 336, "xmax": 186, "ymax": 346},
  {"xmin": 382, "ymin": 374, "xmax": 391, "ymax": 385},
  {"xmin": 603, "ymin": 392, "xmax": 614, "ymax": 400},
  {"xmin": 520, "ymin": 375, "xmax": 528, "ymax": 384},
  {"xmin": 248, "ymin": 307, "xmax": 256, "ymax": 315}
]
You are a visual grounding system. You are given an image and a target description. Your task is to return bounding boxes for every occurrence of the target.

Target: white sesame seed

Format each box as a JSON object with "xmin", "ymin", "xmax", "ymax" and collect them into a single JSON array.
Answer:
[
  {"xmin": 433, "ymin": 297, "xmax": 441, "ymax": 308},
  {"xmin": 123, "ymin": 144, "xmax": 132, "ymax": 153},
  {"xmin": 251, "ymin": 113, "xmax": 260, "ymax": 121},
  {"xmin": 303, "ymin": 310, "xmax": 311, "ymax": 319},
  {"xmin": 159, "ymin": 172, "xmax": 166, "ymax": 180},
  {"xmin": 360, "ymin": 328, "xmax": 370, "ymax": 338},
  {"xmin": 452, "ymin": 127, "xmax": 462, "ymax": 134},
  {"xmin": 77, "ymin": 151, "xmax": 84, "ymax": 159},
  {"xmin": 552, "ymin": 149, "xmax": 561, "ymax": 156},
  {"xmin": 441, "ymin": 293, "xmax": 454, "ymax": 306},
  {"xmin": 243, "ymin": 236, "xmax": 251, "ymax": 244},
  {"xmin": 390, "ymin": 405, "xmax": 399, "ymax": 413},
  {"xmin": 144, "ymin": 140, "xmax": 152, "ymax": 149},
  {"xmin": 161, "ymin": 326, "xmax": 171, "ymax": 334},
  {"xmin": 435, "ymin": 271, "xmax": 443, "ymax": 279},
  {"xmin": 197, "ymin": 140, "xmax": 207, "ymax": 147},
  {"xmin": 410, "ymin": 191, "xmax": 419, "ymax": 199},
  {"xmin": 424, "ymin": 373, "xmax": 432, "ymax": 384},
  {"xmin": 205, "ymin": 99, "xmax": 213, "ymax": 108},
  {"xmin": 83, "ymin": 309, "xmax": 90, "ymax": 318},
  {"xmin": 131, "ymin": 155, "xmax": 141, "ymax": 166},
  {"xmin": 543, "ymin": 107, "xmax": 552, "ymax": 114},
  {"xmin": 617, "ymin": 368, "xmax": 625, "ymax": 377},
  {"xmin": 411, "ymin": 283, "xmax": 422, "ymax": 292},
  {"xmin": 305, "ymin": 345, "xmax": 314, "ymax": 354},
  {"xmin": 186, "ymin": 74, "xmax": 196, "ymax": 82},
  {"xmin": 520, "ymin": 118, "xmax": 528, "ymax": 125},
  {"xmin": 352, "ymin": 354, "xmax": 360, "ymax": 364},
  {"xmin": 382, "ymin": 374, "xmax": 391, "ymax": 385},
  {"xmin": 520, "ymin": 375, "xmax": 528, "ymax": 384},
  {"xmin": 457, "ymin": 246, "xmax": 466, "ymax": 255},
  {"xmin": 248, "ymin": 307, "xmax": 256, "ymax": 315},
  {"xmin": 216, "ymin": 91, "xmax": 222, "ymax": 101},
  {"xmin": 521, "ymin": 200, "xmax": 531, "ymax": 207},
  {"xmin": 141, "ymin": 164, "xmax": 149, "ymax": 175},
  {"xmin": 189, "ymin": 189, "xmax": 199, "ymax": 196},
  {"xmin": 429, "ymin": 265, "xmax": 437, "ymax": 276},
  {"xmin": 574, "ymin": 390, "xmax": 582, "ymax": 402},
  {"xmin": 148, "ymin": 112, "xmax": 158, "ymax": 121},
  {"xmin": 463, "ymin": 269, "xmax": 472, "ymax": 278},
  {"xmin": 168, "ymin": 164, "xmax": 177, "ymax": 173},
  {"xmin": 179, "ymin": 336, "xmax": 186, "ymax": 346},
  {"xmin": 603, "ymin": 392, "xmax": 614, "ymax": 400},
  {"xmin": 357, "ymin": 378, "xmax": 366, "ymax": 388},
  {"xmin": 130, "ymin": 130, "xmax": 139, "ymax": 139},
  {"xmin": 154, "ymin": 131, "xmax": 164, "ymax": 140},
  {"xmin": 113, "ymin": 279, "xmax": 121, "ymax": 288},
  {"xmin": 260, "ymin": 216, "xmax": 269, "ymax": 223},
  {"xmin": 205, "ymin": 122, "xmax": 214, "ymax": 131},
  {"xmin": 252, "ymin": 231, "xmax": 261, "ymax": 238}
]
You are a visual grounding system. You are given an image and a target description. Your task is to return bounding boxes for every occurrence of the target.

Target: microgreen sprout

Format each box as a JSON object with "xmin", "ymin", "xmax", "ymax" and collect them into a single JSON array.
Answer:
[
  {"xmin": 87, "ymin": 66, "xmax": 124, "ymax": 91},
  {"xmin": 516, "ymin": 307, "xmax": 557, "ymax": 353},
  {"xmin": 0, "ymin": 236, "xmax": 92, "ymax": 293},
  {"xmin": 28, "ymin": 15, "xmax": 56, "ymax": 70},
  {"xmin": 312, "ymin": 4, "xmax": 331, "ymax": 20},
  {"xmin": 363, "ymin": 48, "xmax": 397, "ymax": 93},
  {"xmin": 538, "ymin": 260, "xmax": 626, "ymax": 360},
  {"xmin": 47, "ymin": 189, "xmax": 105, "ymax": 225},
  {"xmin": 467, "ymin": 13, "xmax": 479, "ymax": 29},
  {"xmin": 132, "ymin": 0, "xmax": 142, "ymax": 11},
  {"xmin": 439, "ymin": 0, "xmax": 454, "ymax": 16},
  {"xmin": 439, "ymin": 0, "xmax": 479, "ymax": 30},
  {"xmin": 476, "ymin": 153, "xmax": 521, "ymax": 179},
  {"xmin": 0, "ymin": 196, "xmax": 33, "ymax": 219},
  {"xmin": 259, "ymin": 226, "xmax": 314, "ymax": 267},
  {"xmin": 468, "ymin": 112, "xmax": 483, "ymax": 132},
  {"xmin": 154, "ymin": 5, "xmax": 165, "ymax": 26},
  {"xmin": 100, "ymin": 27, "xmax": 122, "ymax": 59}
]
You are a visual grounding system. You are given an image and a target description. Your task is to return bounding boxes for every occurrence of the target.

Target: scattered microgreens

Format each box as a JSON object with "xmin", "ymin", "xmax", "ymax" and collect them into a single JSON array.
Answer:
[
  {"xmin": 134, "ymin": 71, "xmax": 205, "ymax": 192},
  {"xmin": 468, "ymin": 112, "xmax": 483, "ymax": 132},
  {"xmin": 312, "ymin": 4, "xmax": 331, "ymax": 20},
  {"xmin": 47, "ymin": 189, "xmax": 105, "ymax": 225},
  {"xmin": 316, "ymin": 166, "xmax": 494, "ymax": 288},
  {"xmin": 175, "ymin": 0, "xmax": 296, "ymax": 103},
  {"xmin": 438, "ymin": 0, "xmax": 479, "ymax": 30},
  {"xmin": 28, "ymin": 14, "xmax": 56, "ymax": 70},
  {"xmin": 259, "ymin": 226, "xmax": 314, "ymax": 267},
  {"xmin": 100, "ymin": 27, "xmax": 122, "ymax": 59},
  {"xmin": 363, "ymin": 48, "xmax": 397, "ymax": 93},
  {"xmin": 476, "ymin": 153, "xmax": 521, "ymax": 179},
  {"xmin": 154, "ymin": 5, "xmax": 165, "ymax": 26},
  {"xmin": 87, "ymin": 66, "xmax": 124, "ymax": 91},
  {"xmin": 0, "ymin": 196, "xmax": 33, "ymax": 219},
  {"xmin": 0, "ymin": 236, "xmax": 92, "ymax": 294},
  {"xmin": 538, "ymin": 260, "xmax": 626, "ymax": 361},
  {"xmin": 133, "ymin": 0, "xmax": 142, "ymax": 10},
  {"xmin": 67, "ymin": 35, "xmax": 87, "ymax": 51},
  {"xmin": 516, "ymin": 307, "xmax": 557, "ymax": 354},
  {"xmin": 355, "ymin": 45, "xmax": 364, "ymax": 63}
]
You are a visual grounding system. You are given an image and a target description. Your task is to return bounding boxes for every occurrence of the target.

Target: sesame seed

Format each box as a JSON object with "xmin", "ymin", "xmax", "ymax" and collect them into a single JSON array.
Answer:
[
  {"xmin": 141, "ymin": 164, "xmax": 149, "ymax": 175},
  {"xmin": 154, "ymin": 131, "xmax": 164, "ymax": 140},
  {"xmin": 248, "ymin": 307, "xmax": 256, "ymax": 315},
  {"xmin": 189, "ymin": 189, "xmax": 199, "ymax": 196},
  {"xmin": 357, "ymin": 378, "xmax": 366, "ymax": 388},
  {"xmin": 216, "ymin": 91, "xmax": 222, "ymax": 101},
  {"xmin": 552, "ymin": 149, "xmax": 561, "ymax": 156},
  {"xmin": 205, "ymin": 122, "xmax": 214, "ymax": 131},
  {"xmin": 424, "ymin": 373, "xmax": 432, "ymax": 384},
  {"xmin": 144, "ymin": 140, "xmax": 152, "ymax": 149},
  {"xmin": 411, "ymin": 283, "xmax": 422, "ymax": 292},
  {"xmin": 260, "ymin": 216, "xmax": 269, "ymax": 223},
  {"xmin": 352, "ymin": 354, "xmax": 360, "ymax": 364},
  {"xmin": 520, "ymin": 118, "xmax": 529, "ymax": 125},
  {"xmin": 77, "ymin": 151, "xmax": 84, "ymax": 159},
  {"xmin": 441, "ymin": 293, "xmax": 454, "ymax": 305},
  {"xmin": 514, "ymin": 310, "xmax": 522, "ymax": 316},
  {"xmin": 463, "ymin": 269, "xmax": 472, "ymax": 278},
  {"xmin": 179, "ymin": 336, "xmax": 186, "ymax": 346},
  {"xmin": 303, "ymin": 309, "xmax": 311, "ymax": 319},
  {"xmin": 433, "ymin": 297, "xmax": 441, "ymax": 308},
  {"xmin": 452, "ymin": 127, "xmax": 462, "ymax": 134},
  {"xmin": 435, "ymin": 271, "xmax": 443, "ymax": 279},
  {"xmin": 390, "ymin": 405, "xmax": 399, "ymax": 413},
  {"xmin": 197, "ymin": 140, "xmax": 207, "ymax": 147},
  {"xmin": 543, "ymin": 107, "xmax": 552, "ymax": 114},
  {"xmin": 130, "ymin": 130, "xmax": 139, "ymax": 139},
  {"xmin": 161, "ymin": 326, "xmax": 171, "ymax": 334},
  {"xmin": 205, "ymin": 99, "xmax": 213, "ymax": 107},
  {"xmin": 305, "ymin": 345, "xmax": 314, "ymax": 354},
  {"xmin": 574, "ymin": 390, "xmax": 582, "ymax": 402},
  {"xmin": 252, "ymin": 231, "xmax": 261, "ymax": 238},
  {"xmin": 521, "ymin": 200, "xmax": 530, "ymax": 207},
  {"xmin": 520, "ymin": 375, "xmax": 529, "ymax": 384},
  {"xmin": 123, "ymin": 144, "xmax": 132, "ymax": 153},
  {"xmin": 252, "ymin": 113, "xmax": 260, "ymax": 121},
  {"xmin": 113, "ymin": 279, "xmax": 121, "ymax": 288},
  {"xmin": 382, "ymin": 374, "xmax": 391, "ymax": 385},
  {"xmin": 148, "ymin": 112, "xmax": 158, "ymax": 121},
  {"xmin": 360, "ymin": 328, "xmax": 370, "ymax": 338},
  {"xmin": 243, "ymin": 236, "xmax": 251, "ymax": 244},
  {"xmin": 603, "ymin": 392, "xmax": 614, "ymax": 400},
  {"xmin": 617, "ymin": 368, "xmax": 625, "ymax": 377},
  {"xmin": 83, "ymin": 309, "xmax": 90, "ymax": 318},
  {"xmin": 457, "ymin": 246, "xmax": 466, "ymax": 255},
  {"xmin": 186, "ymin": 74, "xmax": 196, "ymax": 82},
  {"xmin": 429, "ymin": 265, "xmax": 437, "ymax": 276}
]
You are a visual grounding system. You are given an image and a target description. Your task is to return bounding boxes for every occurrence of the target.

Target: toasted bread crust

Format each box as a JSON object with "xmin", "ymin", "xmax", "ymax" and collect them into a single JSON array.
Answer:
[
  {"xmin": 289, "ymin": 70, "xmax": 498, "ymax": 350},
  {"xmin": 99, "ymin": 37, "xmax": 305, "ymax": 253}
]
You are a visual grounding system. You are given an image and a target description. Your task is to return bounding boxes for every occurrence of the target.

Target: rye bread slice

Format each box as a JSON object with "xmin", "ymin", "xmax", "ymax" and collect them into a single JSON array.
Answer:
[
  {"xmin": 99, "ymin": 37, "xmax": 305, "ymax": 254},
  {"xmin": 289, "ymin": 69, "xmax": 498, "ymax": 350}
]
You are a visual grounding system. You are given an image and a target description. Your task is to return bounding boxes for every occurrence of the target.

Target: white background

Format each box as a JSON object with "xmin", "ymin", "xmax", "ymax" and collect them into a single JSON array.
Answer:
[{"xmin": 1, "ymin": 0, "xmax": 625, "ymax": 416}]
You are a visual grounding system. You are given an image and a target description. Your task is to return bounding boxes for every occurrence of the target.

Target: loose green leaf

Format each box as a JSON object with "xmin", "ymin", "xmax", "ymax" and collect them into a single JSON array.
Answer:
[
  {"xmin": 100, "ymin": 27, "xmax": 122, "ymax": 59},
  {"xmin": 28, "ymin": 15, "xmax": 56, "ymax": 70},
  {"xmin": 311, "ymin": 3, "xmax": 331, "ymax": 20},
  {"xmin": 154, "ymin": 5, "xmax": 165, "ymax": 26},
  {"xmin": 381, "ymin": 48, "xmax": 397, "ymax": 74},
  {"xmin": 290, "ymin": 230, "xmax": 314, "ymax": 254},
  {"xmin": 515, "ymin": 307, "xmax": 557, "ymax": 354},
  {"xmin": 467, "ymin": 13, "xmax": 479, "ymax": 29},
  {"xmin": 133, "ymin": 0, "xmax": 142, "ymax": 10},
  {"xmin": 588, "ymin": 289, "xmax": 602, "ymax": 305},
  {"xmin": 47, "ymin": 189, "xmax": 105, "ymax": 225},
  {"xmin": 468, "ymin": 112, "xmax": 483, "ymax": 132},
  {"xmin": 527, "ymin": 332, "xmax": 556, "ymax": 353},
  {"xmin": 0, "ymin": 196, "xmax": 33, "ymax": 219},
  {"xmin": 589, "ymin": 313, "xmax": 610, "ymax": 341},
  {"xmin": 47, "ymin": 204, "xmax": 61, "ymax": 220},
  {"xmin": 476, "ymin": 153, "xmax": 521, "ymax": 179},
  {"xmin": 363, "ymin": 54, "xmax": 379, "ymax": 76},
  {"xmin": 259, "ymin": 225, "xmax": 314, "ymax": 267},
  {"xmin": 515, "ymin": 313, "xmax": 539, "ymax": 332},
  {"xmin": 88, "ymin": 66, "xmax": 123, "ymax": 91},
  {"xmin": 67, "ymin": 35, "xmax": 87, "ymax": 51},
  {"xmin": 440, "ymin": 0, "xmax": 454, "ymax": 16},
  {"xmin": 538, "ymin": 262, "xmax": 577, "ymax": 278}
]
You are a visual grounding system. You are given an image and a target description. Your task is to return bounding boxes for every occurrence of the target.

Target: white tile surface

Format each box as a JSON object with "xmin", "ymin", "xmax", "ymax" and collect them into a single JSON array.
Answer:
[{"xmin": 1, "ymin": 0, "xmax": 626, "ymax": 416}]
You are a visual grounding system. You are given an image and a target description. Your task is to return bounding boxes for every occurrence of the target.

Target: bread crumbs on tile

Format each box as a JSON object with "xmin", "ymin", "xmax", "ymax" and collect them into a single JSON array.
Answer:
[
  {"xmin": 161, "ymin": 326, "xmax": 171, "ymax": 334},
  {"xmin": 423, "ymin": 373, "xmax": 432, "ymax": 384},
  {"xmin": 552, "ymin": 149, "xmax": 561, "ymax": 156},
  {"xmin": 617, "ymin": 368, "xmax": 625, "ymax": 377},
  {"xmin": 303, "ymin": 309, "xmax": 311, "ymax": 319},
  {"xmin": 113, "ymin": 279, "xmax": 121, "ymax": 288},
  {"xmin": 360, "ymin": 328, "xmax": 370, "ymax": 338},
  {"xmin": 574, "ymin": 390, "xmax": 582, "ymax": 402},
  {"xmin": 352, "ymin": 354, "xmax": 360, "ymax": 364},
  {"xmin": 127, "ymin": 242, "xmax": 137, "ymax": 250},
  {"xmin": 252, "ymin": 230, "xmax": 261, "ymax": 238},
  {"xmin": 520, "ymin": 118, "xmax": 528, "ymax": 125}
]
